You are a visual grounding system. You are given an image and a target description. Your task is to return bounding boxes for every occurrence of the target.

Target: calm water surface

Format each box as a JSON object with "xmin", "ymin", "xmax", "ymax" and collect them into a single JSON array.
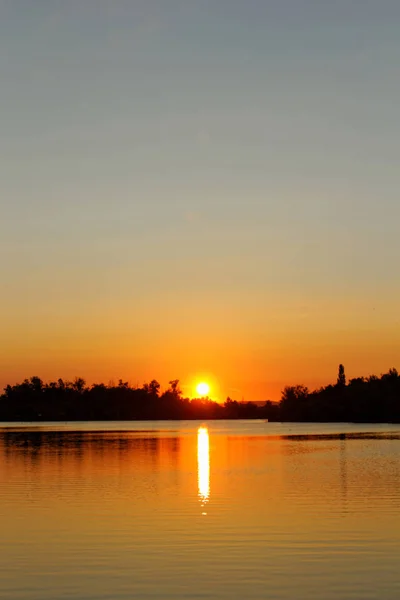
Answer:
[{"xmin": 1, "ymin": 421, "xmax": 400, "ymax": 600}]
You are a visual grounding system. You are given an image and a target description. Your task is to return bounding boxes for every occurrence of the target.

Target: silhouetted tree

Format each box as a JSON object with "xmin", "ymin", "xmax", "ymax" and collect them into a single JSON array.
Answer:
[
  {"xmin": 280, "ymin": 385, "xmax": 310, "ymax": 421},
  {"xmin": 337, "ymin": 364, "xmax": 346, "ymax": 387},
  {"xmin": 72, "ymin": 377, "xmax": 86, "ymax": 393},
  {"xmin": 118, "ymin": 379, "xmax": 129, "ymax": 388},
  {"xmin": 168, "ymin": 379, "xmax": 181, "ymax": 398},
  {"xmin": 143, "ymin": 380, "xmax": 161, "ymax": 398},
  {"xmin": 224, "ymin": 397, "xmax": 240, "ymax": 418}
]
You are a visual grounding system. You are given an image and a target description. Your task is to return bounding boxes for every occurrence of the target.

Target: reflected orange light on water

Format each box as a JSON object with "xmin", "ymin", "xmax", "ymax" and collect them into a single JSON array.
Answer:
[{"xmin": 197, "ymin": 426, "xmax": 210, "ymax": 511}]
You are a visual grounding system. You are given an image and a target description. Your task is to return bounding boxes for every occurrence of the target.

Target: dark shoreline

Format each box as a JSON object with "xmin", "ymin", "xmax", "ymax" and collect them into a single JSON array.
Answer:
[{"xmin": 1, "ymin": 366, "xmax": 399, "ymax": 423}]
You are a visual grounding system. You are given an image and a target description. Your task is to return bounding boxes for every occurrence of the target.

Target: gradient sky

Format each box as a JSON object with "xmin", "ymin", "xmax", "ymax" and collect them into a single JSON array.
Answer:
[{"xmin": 1, "ymin": 1, "xmax": 400, "ymax": 400}]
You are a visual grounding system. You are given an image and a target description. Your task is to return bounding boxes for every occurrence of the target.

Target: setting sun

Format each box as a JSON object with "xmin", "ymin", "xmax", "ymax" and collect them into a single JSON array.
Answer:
[{"xmin": 196, "ymin": 382, "xmax": 210, "ymax": 397}]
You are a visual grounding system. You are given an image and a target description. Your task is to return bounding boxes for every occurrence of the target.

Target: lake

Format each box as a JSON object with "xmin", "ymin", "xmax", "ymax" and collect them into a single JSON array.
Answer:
[{"xmin": 1, "ymin": 421, "xmax": 400, "ymax": 599}]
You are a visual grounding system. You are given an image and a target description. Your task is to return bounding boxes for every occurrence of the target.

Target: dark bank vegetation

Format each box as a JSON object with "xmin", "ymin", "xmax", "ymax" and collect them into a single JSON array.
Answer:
[
  {"xmin": 0, "ymin": 365, "xmax": 399, "ymax": 422},
  {"xmin": 278, "ymin": 365, "xmax": 400, "ymax": 423}
]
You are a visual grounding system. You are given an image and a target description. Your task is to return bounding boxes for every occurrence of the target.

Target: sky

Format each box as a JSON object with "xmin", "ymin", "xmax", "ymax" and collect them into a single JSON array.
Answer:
[{"xmin": 1, "ymin": 0, "xmax": 400, "ymax": 401}]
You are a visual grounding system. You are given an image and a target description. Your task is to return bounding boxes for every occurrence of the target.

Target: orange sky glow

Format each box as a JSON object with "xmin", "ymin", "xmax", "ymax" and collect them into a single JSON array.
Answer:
[{"xmin": 2, "ymin": 3, "xmax": 400, "ymax": 401}]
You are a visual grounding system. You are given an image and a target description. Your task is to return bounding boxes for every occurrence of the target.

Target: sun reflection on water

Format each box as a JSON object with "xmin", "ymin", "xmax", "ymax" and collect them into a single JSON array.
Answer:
[{"xmin": 197, "ymin": 426, "xmax": 210, "ymax": 513}]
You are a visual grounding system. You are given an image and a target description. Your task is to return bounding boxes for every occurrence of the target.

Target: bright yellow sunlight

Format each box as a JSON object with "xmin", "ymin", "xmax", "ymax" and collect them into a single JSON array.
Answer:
[
  {"xmin": 197, "ymin": 426, "xmax": 210, "ymax": 511},
  {"xmin": 196, "ymin": 382, "xmax": 210, "ymax": 396}
]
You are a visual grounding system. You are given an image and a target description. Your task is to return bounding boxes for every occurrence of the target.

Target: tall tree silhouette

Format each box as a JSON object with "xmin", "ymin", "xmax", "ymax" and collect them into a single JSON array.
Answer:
[{"xmin": 337, "ymin": 364, "xmax": 346, "ymax": 387}]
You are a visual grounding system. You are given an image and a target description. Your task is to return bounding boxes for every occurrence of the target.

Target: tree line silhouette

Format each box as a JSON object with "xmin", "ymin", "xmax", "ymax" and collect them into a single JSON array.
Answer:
[
  {"xmin": 277, "ymin": 364, "xmax": 400, "ymax": 423},
  {"xmin": 0, "ymin": 365, "xmax": 399, "ymax": 422}
]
